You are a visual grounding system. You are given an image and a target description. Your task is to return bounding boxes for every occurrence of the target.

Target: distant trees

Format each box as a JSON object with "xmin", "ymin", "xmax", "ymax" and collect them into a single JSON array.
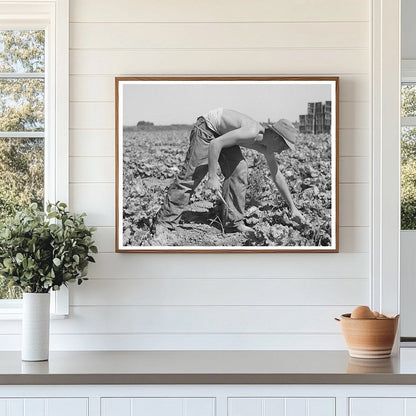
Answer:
[
  {"xmin": 136, "ymin": 121, "xmax": 154, "ymax": 127},
  {"xmin": 401, "ymin": 128, "xmax": 416, "ymax": 229},
  {"xmin": 0, "ymin": 30, "xmax": 45, "ymax": 298},
  {"xmin": 0, "ymin": 30, "xmax": 44, "ymax": 224},
  {"xmin": 401, "ymin": 85, "xmax": 416, "ymax": 230}
]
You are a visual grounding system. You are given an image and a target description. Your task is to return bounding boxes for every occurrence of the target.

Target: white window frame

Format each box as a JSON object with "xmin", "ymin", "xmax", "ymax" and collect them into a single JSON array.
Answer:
[
  {"xmin": 399, "ymin": 60, "xmax": 416, "ymax": 341},
  {"xmin": 401, "ymin": 60, "xmax": 416, "ymax": 228},
  {"xmin": 401, "ymin": 61, "xmax": 416, "ymax": 172},
  {"xmin": 0, "ymin": 0, "xmax": 69, "ymax": 317},
  {"xmin": 371, "ymin": 0, "xmax": 401, "ymax": 324}
]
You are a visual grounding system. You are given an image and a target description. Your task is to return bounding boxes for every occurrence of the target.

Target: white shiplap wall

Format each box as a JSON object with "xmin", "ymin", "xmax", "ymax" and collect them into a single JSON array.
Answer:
[{"xmin": 56, "ymin": 0, "xmax": 371, "ymax": 350}]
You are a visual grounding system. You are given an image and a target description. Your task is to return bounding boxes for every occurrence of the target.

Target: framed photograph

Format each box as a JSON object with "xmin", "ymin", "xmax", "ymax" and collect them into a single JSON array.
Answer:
[{"xmin": 116, "ymin": 77, "xmax": 339, "ymax": 253}]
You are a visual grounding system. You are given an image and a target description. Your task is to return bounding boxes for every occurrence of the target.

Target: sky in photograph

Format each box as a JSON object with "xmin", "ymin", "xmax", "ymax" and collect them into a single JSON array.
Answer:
[{"xmin": 122, "ymin": 81, "xmax": 333, "ymax": 126}]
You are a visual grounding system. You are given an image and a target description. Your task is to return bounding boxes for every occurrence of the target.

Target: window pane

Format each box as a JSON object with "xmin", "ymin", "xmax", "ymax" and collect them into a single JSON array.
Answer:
[
  {"xmin": 0, "ymin": 138, "xmax": 43, "ymax": 300},
  {"xmin": 0, "ymin": 30, "xmax": 45, "ymax": 73},
  {"xmin": 0, "ymin": 29, "xmax": 45, "ymax": 301},
  {"xmin": 0, "ymin": 78, "xmax": 44, "ymax": 131},
  {"xmin": 0, "ymin": 137, "xmax": 44, "ymax": 217},
  {"xmin": 402, "ymin": 83, "xmax": 416, "ymax": 117},
  {"xmin": 0, "ymin": 284, "xmax": 22, "ymax": 300},
  {"xmin": 401, "ymin": 127, "xmax": 416, "ymax": 230}
]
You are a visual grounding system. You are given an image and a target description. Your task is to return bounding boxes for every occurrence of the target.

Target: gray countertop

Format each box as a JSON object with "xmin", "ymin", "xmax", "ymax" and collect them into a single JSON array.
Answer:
[{"xmin": 2, "ymin": 349, "xmax": 416, "ymax": 385}]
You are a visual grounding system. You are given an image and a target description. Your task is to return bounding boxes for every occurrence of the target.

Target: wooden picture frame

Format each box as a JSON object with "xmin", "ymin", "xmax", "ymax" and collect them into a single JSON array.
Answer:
[{"xmin": 115, "ymin": 77, "xmax": 339, "ymax": 253}]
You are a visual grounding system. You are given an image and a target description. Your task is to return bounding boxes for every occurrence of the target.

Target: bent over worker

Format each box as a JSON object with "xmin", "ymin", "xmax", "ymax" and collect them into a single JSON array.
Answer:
[{"xmin": 153, "ymin": 108, "xmax": 304, "ymax": 234}]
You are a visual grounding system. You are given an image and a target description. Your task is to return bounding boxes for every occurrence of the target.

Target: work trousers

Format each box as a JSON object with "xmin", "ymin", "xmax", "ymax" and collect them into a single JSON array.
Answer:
[{"xmin": 155, "ymin": 117, "xmax": 248, "ymax": 228}]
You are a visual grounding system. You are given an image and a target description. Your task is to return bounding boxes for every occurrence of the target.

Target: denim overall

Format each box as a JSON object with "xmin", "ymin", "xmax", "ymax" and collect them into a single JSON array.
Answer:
[{"xmin": 155, "ymin": 116, "xmax": 248, "ymax": 229}]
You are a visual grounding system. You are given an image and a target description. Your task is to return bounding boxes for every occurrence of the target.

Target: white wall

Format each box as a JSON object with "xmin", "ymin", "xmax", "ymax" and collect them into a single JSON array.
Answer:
[{"xmin": 61, "ymin": 0, "xmax": 371, "ymax": 350}]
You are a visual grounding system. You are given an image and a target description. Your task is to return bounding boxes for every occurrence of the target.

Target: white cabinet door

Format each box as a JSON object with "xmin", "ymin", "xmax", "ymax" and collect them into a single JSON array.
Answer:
[
  {"xmin": 101, "ymin": 398, "xmax": 215, "ymax": 416},
  {"xmin": 0, "ymin": 398, "xmax": 88, "ymax": 416},
  {"xmin": 350, "ymin": 398, "xmax": 404, "ymax": 416},
  {"xmin": 350, "ymin": 398, "xmax": 416, "ymax": 416},
  {"xmin": 228, "ymin": 397, "xmax": 335, "ymax": 416}
]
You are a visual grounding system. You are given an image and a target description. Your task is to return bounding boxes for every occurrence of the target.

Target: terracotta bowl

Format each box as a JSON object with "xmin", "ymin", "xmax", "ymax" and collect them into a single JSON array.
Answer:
[{"xmin": 337, "ymin": 313, "xmax": 399, "ymax": 359}]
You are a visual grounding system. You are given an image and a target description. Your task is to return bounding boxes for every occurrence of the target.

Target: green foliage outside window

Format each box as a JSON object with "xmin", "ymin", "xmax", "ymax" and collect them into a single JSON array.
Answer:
[
  {"xmin": 401, "ymin": 128, "xmax": 416, "ymax": 229},
  {"xmin": 0, "ymin": 30, "xmax": 45, "ymax": 299},
  {"xmin": 401, "ymin": 84, "xmax": 416, "ymax": 230},
  {"xmin": 402, "ymin": 84, "xmax": 416, "ymax": 118}
]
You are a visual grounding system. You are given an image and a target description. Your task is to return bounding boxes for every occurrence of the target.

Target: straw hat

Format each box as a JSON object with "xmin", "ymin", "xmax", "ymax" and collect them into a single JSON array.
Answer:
[{"xmin": 268, "ymin": 119, "xmax": 298, "ymax": 150}]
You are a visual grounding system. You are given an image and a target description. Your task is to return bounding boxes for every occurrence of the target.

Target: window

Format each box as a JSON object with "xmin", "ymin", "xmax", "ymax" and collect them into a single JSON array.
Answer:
[
  {"xmin": 0, "ymin": 29, "xmax": 45, "ymax": 300},
  {"xmin": 401, "ymin": 78, "xmax": 416, "ymax": 229},
  {"xmin": 0, "ymin": 0, "xmax": 69, "ymax": 314}
]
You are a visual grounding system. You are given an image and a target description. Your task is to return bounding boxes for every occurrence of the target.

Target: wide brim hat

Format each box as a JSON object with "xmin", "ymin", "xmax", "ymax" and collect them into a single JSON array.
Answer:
[{"xmin": 268, "ymin": 119, "xmax": 298, "ymax": 150}]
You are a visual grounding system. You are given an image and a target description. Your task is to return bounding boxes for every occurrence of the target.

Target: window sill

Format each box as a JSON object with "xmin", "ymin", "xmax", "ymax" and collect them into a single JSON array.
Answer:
[{"xmin": 0, "ymin": 286, "xmax": 69, "ymax": 318}]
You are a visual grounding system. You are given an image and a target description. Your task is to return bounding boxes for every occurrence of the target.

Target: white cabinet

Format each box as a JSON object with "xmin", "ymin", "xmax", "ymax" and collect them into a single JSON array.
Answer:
[
  {"xmin": 4, "ymin": 385, "xmax": 416, "ymax": 416},
  {"xmin": 228, "ymin": 397, "xmax": 335, "ymax": 416},
  {"xmin": 0, "ymin": 398, "xmax": 88, "ymax": 416},
  {"xmin": 101, "ymin": 398, "xmax": 215, "ymax": 416},
  {"xmin": 350, "ymin": 398, "xmax": 416, "ymax": 416}
]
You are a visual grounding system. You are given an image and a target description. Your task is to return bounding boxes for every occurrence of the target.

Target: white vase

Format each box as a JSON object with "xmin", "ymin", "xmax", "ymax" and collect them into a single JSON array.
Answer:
[{"xmin": 22, "ymin": 292, "xmax": 50, "ymax": 361}]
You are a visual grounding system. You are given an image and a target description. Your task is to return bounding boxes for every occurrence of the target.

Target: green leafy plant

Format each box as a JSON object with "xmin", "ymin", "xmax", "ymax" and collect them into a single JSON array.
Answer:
[{"xmin": 0, "ymin": 202, "xmax": 97, "ymax": 293}]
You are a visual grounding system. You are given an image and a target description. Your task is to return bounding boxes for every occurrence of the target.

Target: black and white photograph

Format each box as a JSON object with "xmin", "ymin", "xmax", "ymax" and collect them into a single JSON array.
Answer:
[{"xmin": 116, "ymin": 77, "xmax": 338, "ymax": 252}]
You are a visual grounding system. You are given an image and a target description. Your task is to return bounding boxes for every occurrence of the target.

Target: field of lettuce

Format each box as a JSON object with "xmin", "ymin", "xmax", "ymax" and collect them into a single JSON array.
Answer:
[{"xmin": 122, "ymin": 126, "xmax": 333, "ymax": 247}]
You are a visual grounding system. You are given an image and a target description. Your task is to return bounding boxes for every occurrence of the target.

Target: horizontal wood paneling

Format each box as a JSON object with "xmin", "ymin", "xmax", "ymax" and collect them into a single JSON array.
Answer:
[
  {"xmin": 70, "ymin": 0, "xmax": 369, "ymax": 23},
  {"xmin": 70, "ymin": 103, "xmax": 113, "ymax": 129},
  {"xmin": 69, "ymin": 102, "xmax": 369, "ymax": 130},
  {"xmin": 91, "ymin": 227, "xmax": 115, "ymax": 253},
  {"xmin": 339, "ymin": 102, "xmax": 369, "ymax": 129},
  {"xmin": 69, "ymin": 157, "xmax": 114, "ymax": 183},
  {"xmin": 58, "ymin": 306, "xmax": 352, "ymax": 334},
  {"xmin": 70, "ymin": 278, "xmax": 368, "ymax": 306},
  {"xmin": 339, "ymin": 157, "xmax": 369, "ymax": 183},
  {"xmin": 69, "ymin": 75, "xmax": 369, "ymax": 103},
  {"xmin": 70, "ymin": 49, "xmax": 368, "ymax": 76},
  {"xmin": 70, "ymin": 22, "xmax": 368, "ymax": 50},
  {"xmin": 0, "ymin": 306, "xmax": 353, "ymax": 335},
  {"xmin": 69, "ymin": 183, "xmax": 114, "ymax": 226},
  {"xmin": 339, "ymin": 227, "xmax": 369, "ymax": 253},
  {"xmin": 70, "ymin": 76, "xmax": 114, "ymax": 102},
  {"xmin": 339, "ymin": 76, "xmax": 369, "ymax": 102},
  {"xmin": 91, "ymin": 226, "xmax": 369, "ymax": 254},
  {"xmin": 60, "ymin": 0, "xmax": 372, "ymax": 351},
  {"xmin": 339, "ymin": 184, "xmax": 369, "ymax": 227},
  {"xmin": 338, "ymin": 129, "xmax": 369, "ymax": 157},
  {"xmin": 86, "ymin": 253, "xmax": 369, "ymax": 279},
  {"xmin": 69, "ymin": 130, "xmax": 114, "ymax": 157}
]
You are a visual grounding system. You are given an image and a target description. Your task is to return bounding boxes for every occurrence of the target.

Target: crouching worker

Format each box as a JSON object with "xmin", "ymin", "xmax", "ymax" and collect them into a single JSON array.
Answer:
[{"xmin": 152, "ymin": 108, "xmax": 305, "ymax": 235}]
